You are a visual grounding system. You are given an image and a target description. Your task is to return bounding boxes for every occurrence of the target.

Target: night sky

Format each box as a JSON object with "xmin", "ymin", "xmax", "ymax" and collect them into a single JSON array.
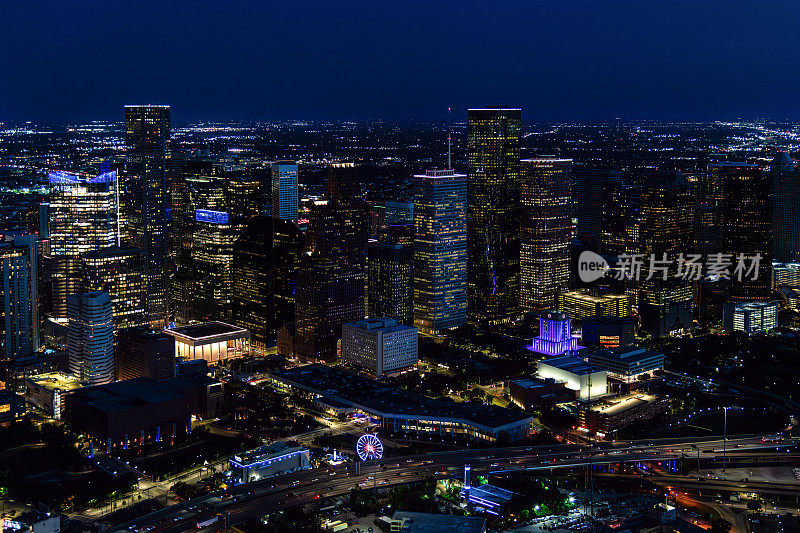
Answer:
[{"xmin": 3, "ymin": 0, "xmax": 800, "ymax": 124}]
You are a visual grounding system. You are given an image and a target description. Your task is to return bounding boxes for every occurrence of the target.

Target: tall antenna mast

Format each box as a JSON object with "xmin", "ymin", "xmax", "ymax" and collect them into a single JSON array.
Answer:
[{"xmin": 447, "ymin": 107, "xmax": 452, "ymax": 169}]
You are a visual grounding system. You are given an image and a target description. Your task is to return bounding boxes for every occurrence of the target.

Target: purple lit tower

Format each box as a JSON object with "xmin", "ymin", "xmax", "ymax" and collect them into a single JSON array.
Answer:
[{"xmin": 527, "ymin": 311, "xmax": 584, "ymax": 356}]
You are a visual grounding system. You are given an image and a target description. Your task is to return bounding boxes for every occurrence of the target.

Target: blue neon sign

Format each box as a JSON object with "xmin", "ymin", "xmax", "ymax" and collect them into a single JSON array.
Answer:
[{"xmin": 195, "ymin": 209, "xmax": 230, "ymax": 224}]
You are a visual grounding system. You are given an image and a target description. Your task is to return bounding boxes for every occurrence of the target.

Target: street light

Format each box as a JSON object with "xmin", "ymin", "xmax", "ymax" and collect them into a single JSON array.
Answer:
[{"xmin": 722, "ymin": 406, "xmax": 728, "ymax": 474}]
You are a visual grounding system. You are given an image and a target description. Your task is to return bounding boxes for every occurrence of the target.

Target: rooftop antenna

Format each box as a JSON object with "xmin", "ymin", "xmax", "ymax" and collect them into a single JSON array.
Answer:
[{"xmin": 447, "ymin": 107, "xmax": 452, "ymax": 169}]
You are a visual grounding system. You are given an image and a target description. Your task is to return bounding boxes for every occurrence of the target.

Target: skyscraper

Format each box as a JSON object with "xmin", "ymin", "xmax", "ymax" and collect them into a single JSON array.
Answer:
[
  {"xmin": 271, "ymin": 161, "xmax": 299, "ymax": 221},
  {"xmin": 413, "ymin": 169, "xmax": 467, "ymax": 334},
  {"xmin": 123, "ymin": 105, "xmax": 170, "ymax": 327},
  {"xmin": 233, "ymin": 217, "xmax": 304, "ymax": 351},
  {"xmin": 575, "ymin": 166, "xmax": 623, "ymax": 253},
  {"xmin": 771, "ymin": 152, "xmax": 800, "ymax": 263},
  {"xmin": 519, "ymin": 158, "xmax": 573, "ymax": 312},
  {"xmin": 295, "ymin": 162, "xmax": 366, "ymax": 362},
  {"xmin": 709, "ymin": 162, "xmax": 773, "ymax": 302},
  {"xmin": 367, "ymin": 242, "xmax": 413, "ymax": 325},
  {"xmin": 80, "ymin": 247, "xmax": 148, "ymax": 331},
  {"xmin": 68, "ymin": 290, "xmax": 114, "ymax": 385},
  {"xmin": 193, "ymin": 209, "xmax": 239, "ymax": 321},
  {"xmin": 466, "ymin": 108, "xmax": 521, "ymax": 328},
  {"xmin": 636, "ymin": 170, "xmax": 694, "ymax": 336},
  {"xmin": 0, "ymin": 234, "xmax": 38, "ymax": 359},
  {"xmin": 48, "ymin": 170, "xmax": 119, "ymax": 318}
]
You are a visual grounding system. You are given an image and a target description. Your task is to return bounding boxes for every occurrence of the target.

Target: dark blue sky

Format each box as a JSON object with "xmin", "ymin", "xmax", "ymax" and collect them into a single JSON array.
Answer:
[{"xmin": 3, "ymin": 0, "xmax": 800, "ymax": 123}]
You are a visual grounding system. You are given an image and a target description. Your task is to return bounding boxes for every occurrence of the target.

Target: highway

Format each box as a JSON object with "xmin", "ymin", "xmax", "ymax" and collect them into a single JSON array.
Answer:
[{"xmin": 107, "ymin": 434, "xmax": 800, "ymax": 532}]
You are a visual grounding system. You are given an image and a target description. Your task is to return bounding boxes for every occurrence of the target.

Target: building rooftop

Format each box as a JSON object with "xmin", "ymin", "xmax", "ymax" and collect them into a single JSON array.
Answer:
[
  {"xmin": 539, "ymin": 356, "xmax": 604, "ymax": 376},
  {"xmin": 231, "ymin": 441, "xmax": 307, "ymax": 468},
  {"xmin": 597, "ymin": 346, "xmax": 663, "ymax": 361},
  {"xmin": 587, "ymin": 393, "xmax": 660, "ymax": 416},
  {"xmin": 67, "ymin": 377, "xmax": 191, "ymax": 414},
  {"xmin": 469, "ymin": 483, "xmax": 514, "ymax": 505},
  {"xmin": 28, "ymin": 371, "xmax": 84, "ymax": 392},
  {"xmin": 271, "ymin": 364, "xmax": 532, "ymax": 430},
  {"xmin": 165, "ymin": 321, "xmax": 249, "ymax": 340},
  {"xmin": 391, "ymin": 511, "xmax": 486, "ymax": 533},
  {"xmin": 561, "ymin": 290, "xmax": 630, "ymax": 303}
]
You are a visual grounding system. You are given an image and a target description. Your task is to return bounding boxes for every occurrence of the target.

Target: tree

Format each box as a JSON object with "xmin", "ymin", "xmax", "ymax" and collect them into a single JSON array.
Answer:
[{"xmin": 711, "ymin": 518, "xmax": 732, "ymax": 533}]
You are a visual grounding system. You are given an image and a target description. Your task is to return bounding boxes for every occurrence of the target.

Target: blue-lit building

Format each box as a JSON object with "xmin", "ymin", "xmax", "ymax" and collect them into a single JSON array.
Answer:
[
  {"xmin": 193, "ymin": 209, "xmax": 239, "ymax": 321},
  {"xmin": 229, "ymin": 442, "xmax": 311, "ymax": 484},
  {"xmin": 271, "ymin": 161, "xmax": 299, "ymax": 221},
  {"xmin": 413, "ymin": 170, "xmax": 467, "ymax": 334},
  {"xmin": 528, "ymin": 311, "xmax": 584, "ymax": 356},
  {"xmin": 48, "ymin": 169, "xmax": 120, "ymax": 319}
]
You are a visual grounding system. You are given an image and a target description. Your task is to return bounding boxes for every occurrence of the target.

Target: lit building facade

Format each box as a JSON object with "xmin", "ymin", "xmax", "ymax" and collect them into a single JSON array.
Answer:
[
  {"xmin": 192, "ymin": 209, "xmax": 239, "ymax": 321},
  {"xmin": 575, "ymin": 166, "xmax": 623, "ymax": 253},
  {"xmin": 520, "ymin": 158, "xmax": 573, "ymax": 311},
  {"xmin": 466, "ymin": 108, "xmax": 521, "ymax": 328},
  {"xmin": 123, "ymin": 105, "xmax": 171, "ymax": 327},
  {"xmin": 557, "ymin": 290, "xmax": 631, "ymax": 320},
  {"xmin": 636, "ymin": 170, "xmax": 694, "ymax": 337},
  {"xmin": 537, "ymin": 356, "xmax": 607, "ymax": 400},
  {"xmin": 368, "ymin": 242, "xmax": 413, "ymax": 326},
  {"xmin": 527, "ymin": 311, "xmax": 583, "ymax": 356},
  {"xmin": 165, "ymin": 321, "xmax": 251, "ymax": 362},
  {"xmin": 81, "ymin": 247, "xmax": 148, "ymax": 331},
  {"xmin": 771, "ymin": 152, "xmax": 800, "ymax": 263},
  {"xmin": 0, "ymin": 234, "xmax": 39, "ymax": 359},
  {"xmin": 68, "ymin": 290, "xmax": 114, "ymax": 385},
  {"xmin": 413, "ymin": 170, "xmax": 467, "ymax": 334},
  {"xmin": 271, "ymin": 161, "xmax": 299, "ymax": 221},
  {"xmin": 723, "ymin": 301, "xmax": 778, "ymax": 334},
  {"xmin": 48, "ymin": 170, "xmax": 119, "ymax": 318},
  {"xmin": 341, "ymin": 317, "xmax": 418, "ymax": 376}
]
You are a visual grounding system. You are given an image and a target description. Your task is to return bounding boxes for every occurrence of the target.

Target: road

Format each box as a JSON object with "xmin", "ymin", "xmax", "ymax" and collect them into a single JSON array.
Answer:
[{"xmin": 106, "ymin": 435, "xmax": 800, "ymax": 532}]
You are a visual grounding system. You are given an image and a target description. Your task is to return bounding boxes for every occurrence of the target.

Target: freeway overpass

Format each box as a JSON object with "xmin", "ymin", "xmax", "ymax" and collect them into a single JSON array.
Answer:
[{"xmin": 106, "ymin": 434, "xmax": 800, "ymax": 532}]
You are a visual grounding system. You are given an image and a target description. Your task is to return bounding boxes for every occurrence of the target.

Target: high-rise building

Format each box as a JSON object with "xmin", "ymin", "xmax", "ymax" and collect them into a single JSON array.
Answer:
[
  {"xmin": 68, "ymin": 290, "xmax": 114, "ymax": 385},
  {"xmin": 575, "ymin": 166, "xmax": 623, "ymax": 253},
  {"xmin": 227, "ymin": 175, "xmax": 262, "ymax": 219},
  {"xmin": 80, "ymin": 247, "xmax": 148, "ymax": 331},
  {"xmin": 123, "ymin": 105, "xmax": 170, "ymax": 327},
  {"xmin": 771, "ymin": 152, "xmax": 800, "ymax": 263},
  {"xmin": 636, "ymin": 170, "xmax": 694, "ymax": 336},
  {"xmin": 413, "ymin": 170, "xmax": 467, "ymax": 334},
  {"xmin": 367, "ymin": 242, "xmax": 413, "ymax": 325},
  {"xmin": 116, "ymin": 327, "xmax": 176, "ymax": 381},
  {"xmin": 0, "ymin": 234, "xmax": 39, "ymax": 359},
  {"xmin": 709, "ymin": 162, "xmax": 773, "ymax": 302},
  {"xmin": 466, "ymin": 107, "xmax": 521, "ymax": 328},
  {"xmin": 520, "ymin": 158, "xmax": 573, "ymax": 312},
  {"xmin": 193, "ymin": 209, "xmax": 239, "ymax": 321},
  {"xmin": 271, "ymin": 161, "xmax": 299, "ymax": 221},
  {"xmin": 295, "ymin": 162, "xmax": 366, "ymax": 362},
  {"xmin": 48, "ymin": 170, "xmax": 119, "ymax": 318},
  {"xmin": 232, "ymin": 217, "xmax": 304, "ymax": 351}
]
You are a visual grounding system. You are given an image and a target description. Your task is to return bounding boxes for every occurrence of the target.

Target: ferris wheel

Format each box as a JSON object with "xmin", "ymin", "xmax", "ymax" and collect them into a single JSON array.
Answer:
[{"xmin": 355, "ymin": 433, "xmax": 384, "ymax": 461}]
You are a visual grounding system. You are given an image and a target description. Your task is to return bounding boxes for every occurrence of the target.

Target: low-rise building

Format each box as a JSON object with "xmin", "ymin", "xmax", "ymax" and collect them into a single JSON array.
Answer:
[
  {"xmin": 116, "ymin": 327, "xmax": 176, "ymax": 380},
  {"xmin": 229, "ymin": 442, "xmax": 311, "ymax": 484},
  {"xmin": 723, "ymin": 301, "xmax": 778, "ymax": 335},
  {"xmin": 341, "ymin": 318, "xmax": 418, "ymax": 376},
  {"xmin": 537, "ymin": 356, "xmax": 607, "ymax": 400},
  {"xmin": 581, "ymin": 316, "xmax": 636, "ymax": 348},
  {"xmin": 508, "ymin": 378, "xmax": 571, "ymax": 410},
  {"xmin": 0, "ymin": 390, "xmax": 25, "ymax": 425},
  {"xmin": 586, "ymin": 346, "xmax": 664, "ymax": 383},
  {"xmin": 390, "ymin": 511, "xmax": 486, "ymax": 533},
  {"xmin": 578, "ymin": 392, "xmax": 668, "ymax": 438},
  {"xmin": 557, "ymin": 290, "xmax": 631, "ymax": 320},
  {"xmin": 2, "ymin": 510, "xmax": 60, "ymax": 533},
  {"xmin": 270, "ymin": 364, "xmax": 534, "ymax": 442},
  {"xmin": 25, "ymin": 371, "xmax": 83, "ymax": 420},
  {"xmin": 165, "ymin": 321, "xmax": 250, "ymax": 363}
]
